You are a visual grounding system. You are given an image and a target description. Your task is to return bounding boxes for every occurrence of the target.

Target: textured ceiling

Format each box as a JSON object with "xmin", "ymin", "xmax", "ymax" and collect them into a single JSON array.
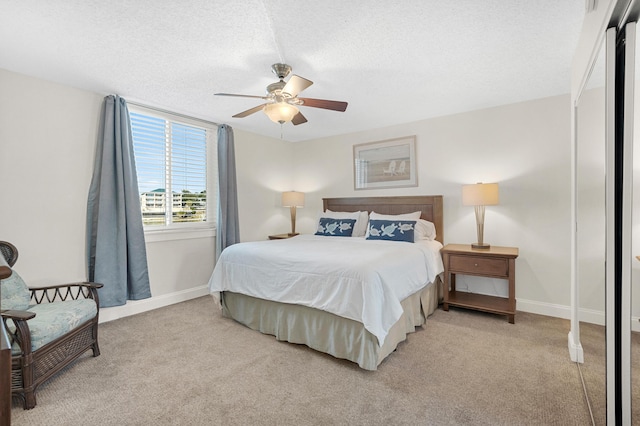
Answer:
[{"xmin": 0, "ymin": 1, "xmax": 584, "ymax": 142}]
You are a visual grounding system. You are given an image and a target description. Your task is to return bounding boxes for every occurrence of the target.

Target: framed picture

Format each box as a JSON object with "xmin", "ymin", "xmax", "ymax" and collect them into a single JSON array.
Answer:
[{"xmin": 353, "ymin": 136, "xmax": 417, "ymax": 190}]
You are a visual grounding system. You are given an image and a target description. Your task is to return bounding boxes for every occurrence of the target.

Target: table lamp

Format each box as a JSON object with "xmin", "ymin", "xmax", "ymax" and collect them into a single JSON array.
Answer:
[
  {"xmin": 462, "ymin": 182, "xmax": 499, "ymax": 249},
  {"xmin": 282, "ymin": 191, "xmax": 305, "ymax": 236}
]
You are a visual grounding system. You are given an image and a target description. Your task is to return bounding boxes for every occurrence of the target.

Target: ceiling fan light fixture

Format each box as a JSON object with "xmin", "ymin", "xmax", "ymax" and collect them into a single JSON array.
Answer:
[
  {"xmin": 216, "ymin": 63, "xmax": 347, "ymax": 125},
  {"xmin": 264, "ymin": 102, "xmax": 299, "ymax": 124}
]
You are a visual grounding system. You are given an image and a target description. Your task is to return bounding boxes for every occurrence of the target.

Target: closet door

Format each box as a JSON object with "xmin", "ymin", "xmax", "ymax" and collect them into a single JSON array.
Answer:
[
  {"xmin": 575, "ymin": 33, "xmax": 608, "ymax": 424},
  {"xmin": 609, "ymin": 19, "xmax": 634, "ymax": 425},
  {"xmin": 572, "ymin": 2, "xmax": 638, "ymax": 423},
  {"xmin": 627, "ymin": 18, "xmax": 640, "ymax": 425}
]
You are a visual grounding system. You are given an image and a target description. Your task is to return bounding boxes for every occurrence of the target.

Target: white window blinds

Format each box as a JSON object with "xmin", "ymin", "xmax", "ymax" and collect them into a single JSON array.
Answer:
[{"xmin": 129, "ymin": 108, "xmax": 217, "ymax": 229}]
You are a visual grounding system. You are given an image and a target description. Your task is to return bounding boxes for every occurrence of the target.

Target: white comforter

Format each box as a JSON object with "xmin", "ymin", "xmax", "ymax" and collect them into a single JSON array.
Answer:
[{"xmin": 208, "ymin": 234, "xmax": 444, "ymax": 346}]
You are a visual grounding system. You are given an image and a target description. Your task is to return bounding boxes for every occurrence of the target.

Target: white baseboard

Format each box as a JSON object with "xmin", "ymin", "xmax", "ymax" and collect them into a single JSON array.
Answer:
[
  {"xmin": 517, "ymin": 298, "xmax": 640, "ymax": 332},
  {"xmin": 98, "ymin": 285, "xmax": 210, "ymax": 323},
  {"xmin": 568, "ymin": 331, "xmax": 584, "ymax": 363},
  {"xmin": 517, "ymin": 298, "xmax": 604, "ymax": 324},
  {"xmin": 97, "ymin": 290, "xmax": 640, "ymax": 333},
  {"xmin": 516, "ymin": 298, "xmax": 574, "ymax": 321}
]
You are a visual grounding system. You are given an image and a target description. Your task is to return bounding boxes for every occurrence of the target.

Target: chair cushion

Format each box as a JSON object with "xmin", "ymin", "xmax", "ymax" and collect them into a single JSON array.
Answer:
[
  {"xmin": 0, "ymin": 269, "xmax": 30, "ymax": 311},
  {"xmin": 9, "ymin": 299, "xmax": 97, "ymax": 354}
]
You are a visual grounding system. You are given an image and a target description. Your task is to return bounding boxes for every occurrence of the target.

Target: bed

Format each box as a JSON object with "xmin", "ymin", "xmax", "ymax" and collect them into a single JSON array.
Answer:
[{"xmin": 208, "ymin": 195, "xmax": 444, "ymax": 370}]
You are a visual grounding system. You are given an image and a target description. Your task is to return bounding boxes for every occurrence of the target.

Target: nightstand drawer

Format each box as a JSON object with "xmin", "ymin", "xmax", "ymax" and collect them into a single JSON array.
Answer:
[{"xmin": 448, "ymin": 255, "xmax": 508, "ymax": 277}]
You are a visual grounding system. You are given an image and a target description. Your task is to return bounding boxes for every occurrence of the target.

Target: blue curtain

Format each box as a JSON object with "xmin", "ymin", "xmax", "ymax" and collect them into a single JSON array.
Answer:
[
  {"xmin": 87, "ymin": 95, "xmax": 151, "ymax": 307},
  {"xmin": 216, "ymin": 124, "xmax": 240, "ymax": 259}
]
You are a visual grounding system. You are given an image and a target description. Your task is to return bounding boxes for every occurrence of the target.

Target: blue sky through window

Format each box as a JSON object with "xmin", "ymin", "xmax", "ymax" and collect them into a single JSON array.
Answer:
[{"xmin": 130, "ymin": 112, "xmax": 207, "ymax": 194}]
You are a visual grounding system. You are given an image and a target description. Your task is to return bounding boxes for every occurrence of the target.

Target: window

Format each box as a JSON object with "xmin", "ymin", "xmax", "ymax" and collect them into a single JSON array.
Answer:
[{"xmin": 129, "ymin": 106, "xmax": 217, "ymax": 232}]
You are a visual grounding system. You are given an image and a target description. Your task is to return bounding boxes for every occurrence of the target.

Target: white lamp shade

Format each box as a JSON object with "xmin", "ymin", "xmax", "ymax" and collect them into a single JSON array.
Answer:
[
  {"xmin": 282, "ymin": 191, "xmax": 305, "ymax": 207},
  {"xmin": 462, "ymin": 183, "xmax": 499, "ymax": 206},
  {"xmin": 264, "ymin": 102, "xmax": 299, "ymax": 123}
]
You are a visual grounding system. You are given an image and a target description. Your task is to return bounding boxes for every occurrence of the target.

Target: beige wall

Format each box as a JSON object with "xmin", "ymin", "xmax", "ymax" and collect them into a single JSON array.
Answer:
[
  {"xmin": 293, "ymin": 95, "xmax": 573, "ymax": 316},
  {"xmin": 1, "ymin": 67, "xmax": 602, "ymax": 322},
  {"xmin": 576, "ymin": 86, "xmax": 606, "ymax": 318},
  {"xmin": 0, "ymin": 68, "xmax": 292, "ymax": 321},
  {"xmin": 0, "ymin": 68, "xmax": 102, "ymax": 286},
  {"xmin": 234, "ymin": 128, "xmax": 294, "ymax": 242}
]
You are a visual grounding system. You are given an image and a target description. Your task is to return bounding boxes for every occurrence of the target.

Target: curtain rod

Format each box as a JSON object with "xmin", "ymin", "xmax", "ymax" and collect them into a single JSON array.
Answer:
[{"xmin": 125, "ymin": 100, "xmax": 220, "ymax": 127}]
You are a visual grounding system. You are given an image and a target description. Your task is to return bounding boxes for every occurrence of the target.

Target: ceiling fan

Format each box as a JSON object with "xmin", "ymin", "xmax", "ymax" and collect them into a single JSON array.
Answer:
[{"xmin": 215, "ymin": 63, "xmax": 348, "ymax": 125}]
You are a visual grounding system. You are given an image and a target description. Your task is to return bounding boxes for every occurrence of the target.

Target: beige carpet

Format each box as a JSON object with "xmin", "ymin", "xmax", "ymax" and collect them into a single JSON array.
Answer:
[{"xmin": 10, "ymin": 297, "xmax": 616, "ymax": 425}]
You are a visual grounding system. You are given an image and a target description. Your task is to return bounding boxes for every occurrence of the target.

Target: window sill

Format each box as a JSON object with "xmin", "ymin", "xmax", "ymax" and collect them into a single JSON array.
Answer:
[{"xmin": 144, "ymin": 226, "xmax": 216, "ymax": 243}]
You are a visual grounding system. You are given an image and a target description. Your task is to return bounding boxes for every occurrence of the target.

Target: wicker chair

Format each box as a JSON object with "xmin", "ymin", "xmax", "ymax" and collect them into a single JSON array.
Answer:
[{"xmin": 0, "ymin": 241, "xmax": 103, "ymax": 409}]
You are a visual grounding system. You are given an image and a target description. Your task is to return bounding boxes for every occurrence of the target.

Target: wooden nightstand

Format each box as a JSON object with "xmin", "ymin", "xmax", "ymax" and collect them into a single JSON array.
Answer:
[
  {"xmin": 268, "ymin": 233, "xmax": 299, "ymax": 240},
  {"xmin": 441, "ymin": 244, "xmax": 519, "ymax": 323}
]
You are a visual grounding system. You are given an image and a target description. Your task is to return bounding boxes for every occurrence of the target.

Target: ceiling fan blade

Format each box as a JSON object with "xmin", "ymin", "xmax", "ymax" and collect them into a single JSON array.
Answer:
[
  {"xmin": 282, "ymin": 75, "xmax": 313, "ymax": 97},
  {"xmin": 215, "ymin": 93, "xmax": 269, "ymax": 100},
  {"xmin": 292, "ymin": 111, "xmax": 308, "ymax": 126},
  {"xmin": 298, "ymin": 97, "xmax": 348, "ymax": 112},
  {"xmin": 232, "ymin": 104, "xmax": 267, "ymax": 118}
]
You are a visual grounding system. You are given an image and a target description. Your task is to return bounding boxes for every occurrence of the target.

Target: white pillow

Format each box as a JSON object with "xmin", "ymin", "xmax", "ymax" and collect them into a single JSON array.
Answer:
[
  {"xmin": 415, "ymin": 219, "xmax": 437, "ymax": 241},
  {"xmin": 324, "ymin": 210, "xmax": 369, "ymax": 237},
  {"xmin": 367, "ymin": 211, "xmax": 428, "ymax": 241},
  {"xmin": 355, "ymin": 211, "xmax": 369, "ymax": 237},
  {"xmin": 369, "ymin": 211, "xmax": 421, "ymax": 221}
]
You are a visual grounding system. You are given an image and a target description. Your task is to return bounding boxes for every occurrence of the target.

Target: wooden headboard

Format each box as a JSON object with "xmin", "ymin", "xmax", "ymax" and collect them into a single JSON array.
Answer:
[{"xmin": 322, "ymin": 195, "xmax": 444, "ymax": 244}]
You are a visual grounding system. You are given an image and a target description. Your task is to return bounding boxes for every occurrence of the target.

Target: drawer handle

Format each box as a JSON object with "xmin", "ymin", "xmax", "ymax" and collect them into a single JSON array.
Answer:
[{"xmin": 474, "ymin": 263, "xmax": 478, "ymax": 267}]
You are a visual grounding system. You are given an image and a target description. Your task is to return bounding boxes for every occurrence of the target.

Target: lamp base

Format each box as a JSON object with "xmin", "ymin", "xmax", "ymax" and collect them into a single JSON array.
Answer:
[
  {"xmin": 287, "ymin": 232, "xmax": 299, "ymax": 237},
  {"xmin": 471, "ymin": 242, "xmax": 491, "ymax": 250}
]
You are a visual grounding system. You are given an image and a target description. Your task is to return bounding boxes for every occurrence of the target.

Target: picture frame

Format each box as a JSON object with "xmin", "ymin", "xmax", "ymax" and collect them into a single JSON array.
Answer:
[{"xmin": 353, "ymin": 136, "xmax": 417, "ymax": 190}]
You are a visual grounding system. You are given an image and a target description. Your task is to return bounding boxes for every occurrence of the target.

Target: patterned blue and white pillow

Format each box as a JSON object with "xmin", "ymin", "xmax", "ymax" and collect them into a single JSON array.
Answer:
[
  {"xmin": 315, "ymin": 218, "xmax": 357, "ymax": 237},
  {"xmin": 1, "ymin": 269, "xmax": 30, "ymax": 311},
  {"xmin": 366, "ymin": 219, "xmax": 416, "ymax": 242}
]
